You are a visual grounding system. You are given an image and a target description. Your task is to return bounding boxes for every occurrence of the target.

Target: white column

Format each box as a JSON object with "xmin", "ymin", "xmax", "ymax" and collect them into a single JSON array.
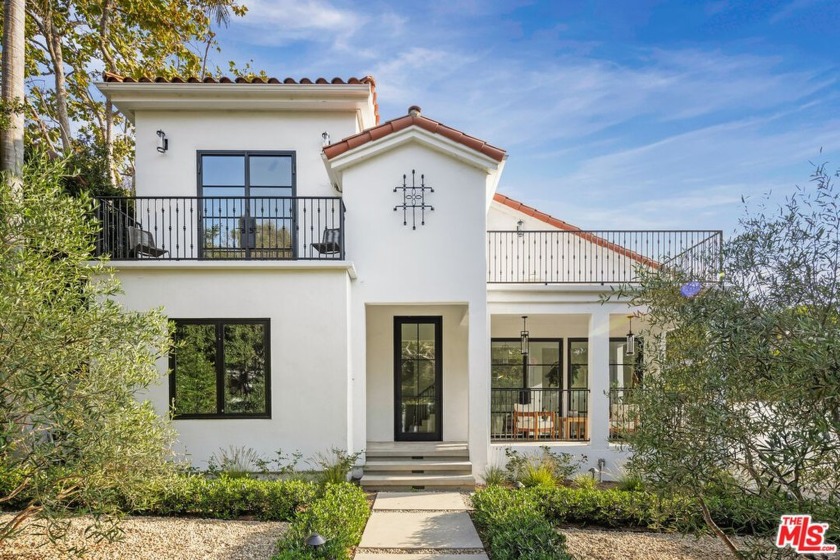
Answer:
[
  {"xmin": 468, "ymin": 303, "xmax": 490, "ymax": 478},
  {"xmin": 588, "ymin": 309, "xmax": 611, "ymax": 445}
]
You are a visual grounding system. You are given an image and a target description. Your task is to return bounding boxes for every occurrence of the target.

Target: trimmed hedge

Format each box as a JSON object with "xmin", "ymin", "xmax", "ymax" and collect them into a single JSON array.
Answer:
[
  {"xmin": 273, "ymin": 482, "xmax": 370, "ymax": 559},
  {"xmin": 125, "ymin": 475, "xmax": 318, "ymax": 520},
  {"xmin": 472, "ymin": 486, "xmax": 572, "ymax": 560}
]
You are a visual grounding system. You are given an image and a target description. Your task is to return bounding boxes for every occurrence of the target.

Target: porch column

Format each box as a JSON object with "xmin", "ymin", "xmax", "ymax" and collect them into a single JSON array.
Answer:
[
  {"xmin": 468, "ymin": 303, "xmax": 490, "ymax": 477},
  {"xmin": 588, "ymin": 309, "xmax": 611, "ymax": 444}
]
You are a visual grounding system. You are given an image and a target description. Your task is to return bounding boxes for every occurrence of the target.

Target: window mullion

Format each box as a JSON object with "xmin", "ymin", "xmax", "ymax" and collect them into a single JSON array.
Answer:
[{"xmin": 216, "ymin": 322, "xmax": 225, "ymax": 415}]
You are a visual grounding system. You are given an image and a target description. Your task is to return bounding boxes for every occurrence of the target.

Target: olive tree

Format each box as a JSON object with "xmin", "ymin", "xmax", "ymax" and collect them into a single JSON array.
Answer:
[
  {"xmin": 621, "ymin": 162, "xmax": 840, "ymax": 559},
  {"xmin": 0, "ymin": 155, "xmax": 175, "ymax": 546}
]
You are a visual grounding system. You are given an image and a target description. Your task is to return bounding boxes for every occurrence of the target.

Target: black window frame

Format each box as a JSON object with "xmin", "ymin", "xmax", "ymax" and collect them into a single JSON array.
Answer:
[
  {"xmin": 169, "ymin": 318, "xmax": 271, "ymax": 419},
  {"xmin": 196, "ymin": 150, "xmax": 297, "ymax": 260},
  {"xmin": 490, "ymin": 338, "xmax": 563, "ymax": 389},
  {"xmin": 609, "ymin": 337, "xmax": 644, "ymax": 389}
]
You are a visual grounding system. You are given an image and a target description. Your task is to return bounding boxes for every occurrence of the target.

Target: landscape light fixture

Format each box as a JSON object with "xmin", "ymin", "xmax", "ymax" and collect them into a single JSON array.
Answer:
[
  {"xmin": 156, "ymin": 130, "xmax": 168, "ymax": 153},
  {"xmin": 626, "ymin": 315, "xmax": 636, "ymax": 356},
  {"xmin": 305, "ymin": 533, "xmax": 326, "ymax": 549}
]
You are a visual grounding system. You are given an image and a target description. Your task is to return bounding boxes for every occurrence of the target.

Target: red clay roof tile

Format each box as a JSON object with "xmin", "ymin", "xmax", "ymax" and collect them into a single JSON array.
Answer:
[
  {"xmin": 323, "ymin": 110, "xmax": 506, "ymax": 163},
  {"xmin": 101, "ymin": 72, "xmax": 380, "ymax": 124}
]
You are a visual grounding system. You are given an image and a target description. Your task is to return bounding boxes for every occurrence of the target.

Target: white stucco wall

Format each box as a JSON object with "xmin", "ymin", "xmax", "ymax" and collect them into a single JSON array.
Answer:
[
  {"xmin": 338, "ymin": 141, "xmax": 492, "ymax": 472},
  {"xmin": 120, "ymin": 265, "xmax": 352, "ymax": 468},
  {"xmin": 135, "ymin": 111, "xmax": 359, "ymax": 198}
]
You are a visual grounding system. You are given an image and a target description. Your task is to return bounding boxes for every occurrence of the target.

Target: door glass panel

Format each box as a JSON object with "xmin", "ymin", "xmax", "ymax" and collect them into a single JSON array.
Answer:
[
  {"xmin": 202, "ymin": 155, "xmax": 245, "ymax": 186},
  {"xmin": 223, "ymin": 324, "xmax": 267, "ymax": 414},
  {"xmin": 250, "ymin": 155, "xmax": 292, "ymax": 187},
  {"xmin": 174, "ymin": 324, "xmax": 218, "ymax": 415},
  {"xmin": 397, "ymin": 320, "xmax": 439, "ymax": 438}
]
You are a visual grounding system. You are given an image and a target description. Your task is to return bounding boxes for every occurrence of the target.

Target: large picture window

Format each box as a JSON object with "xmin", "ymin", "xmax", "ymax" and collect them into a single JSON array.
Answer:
[
  {"xmin": 170, "ymin": 319, "xmax": 270, "ymax": 418},
  {"xmin": 609, "ymin": 338, "xmax": 643, "ymax": 389}
]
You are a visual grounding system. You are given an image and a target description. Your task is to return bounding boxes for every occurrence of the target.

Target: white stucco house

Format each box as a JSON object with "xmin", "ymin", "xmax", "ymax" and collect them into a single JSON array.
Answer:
[{"xmin": 95, "ymin": 73, "xmax": 721, "ymax": 488}]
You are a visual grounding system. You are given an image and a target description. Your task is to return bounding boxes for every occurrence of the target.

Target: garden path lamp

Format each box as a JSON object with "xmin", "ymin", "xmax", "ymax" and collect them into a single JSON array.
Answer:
[
  {"xmin": 625, "ymin": 315, "xmax": 635, "ymax": 356},
  {"xmin": 305, "ymin": 532, "xmax": 326, "ymax": 550}
]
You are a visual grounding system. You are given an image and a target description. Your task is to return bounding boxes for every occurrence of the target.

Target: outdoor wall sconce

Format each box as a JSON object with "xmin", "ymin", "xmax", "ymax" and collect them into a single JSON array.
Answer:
[
  {"xmin": 156, "ymin": 130, "xmax": 168, "ymax": 153},
  {"xmin": 394, "ymin": 169, "xmax": 434, "ymax": 229},
  {"xmin": 626, "ymin": 315, "xmax": 636, "ymax": 356},
  {"xmin": 516, "ymin": 219, "xmax": 524, "ymax": 237},
  {"xmin": 322, "ymin": 131, "xmax": 331, "ymax": 146}
]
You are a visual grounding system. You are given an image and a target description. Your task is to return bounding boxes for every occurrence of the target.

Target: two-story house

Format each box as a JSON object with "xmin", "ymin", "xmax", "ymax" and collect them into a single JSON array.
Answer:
[{"xmin": 95, "ymin": 74, "xmax": 721, "ymax": 489}]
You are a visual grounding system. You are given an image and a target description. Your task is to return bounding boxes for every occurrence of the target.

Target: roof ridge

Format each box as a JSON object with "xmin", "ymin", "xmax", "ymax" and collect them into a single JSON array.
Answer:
[{"xmin": 323, "ymin": 111, "xmax": 506, "ymax": 163}]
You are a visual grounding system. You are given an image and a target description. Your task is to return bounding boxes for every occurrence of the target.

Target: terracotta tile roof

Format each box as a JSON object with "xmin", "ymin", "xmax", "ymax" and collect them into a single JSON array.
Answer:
[
  {"xmin": 322, "ymin": 107, "xmax": 506, "ymax": 163},
  {"xmin": 493, "ymin": 193, "xmax": 660, "ymax": 268},
  {"xmin": 101, "ymin": 72, "xmax": 380, "ymax": 123}
]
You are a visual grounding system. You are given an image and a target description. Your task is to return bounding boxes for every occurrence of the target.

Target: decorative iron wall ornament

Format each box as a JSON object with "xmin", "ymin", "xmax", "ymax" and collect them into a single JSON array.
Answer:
[{"xmin": 394, "ymin": 170, "xmax": 434, "ymax": 229}]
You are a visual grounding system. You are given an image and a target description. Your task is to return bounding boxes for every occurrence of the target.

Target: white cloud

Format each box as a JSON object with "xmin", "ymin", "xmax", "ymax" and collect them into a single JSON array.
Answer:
[{"xmin": 234, "ymin": 0, "xmax": 365, "ymax": 47}]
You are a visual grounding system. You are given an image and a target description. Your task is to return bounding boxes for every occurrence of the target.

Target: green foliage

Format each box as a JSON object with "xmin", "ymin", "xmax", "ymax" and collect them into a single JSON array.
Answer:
[
  {"xmin": 274, "ymin": 483, "xmax": 370, "ymax": 560},
  {"xmin": 471, "ymin": 486, "xmax": 572, "ymax": 560},
  {"xmin": 125, "ymin": 475, "xmax": 317, "ymax": 521},
  {"xmin": 615, "ymin": 470, "xmax": 645, "ymax": 492},
  {"xmin": 610, "ymin": 162, "xmax": 840, "ymax": 557},
  {"xmin": 0, "ymin": 156, "xmax": 175, "ymax": 543},
  {"xmin": 570, "ymin": 474, "xmax": 598, "ymax": 491},
  {"xmin": 483, "ymin": 464, "xmax": 507, "ymax": 486},
  {"xmin": 308, "ymin": 448, "xmax": 363, "ymax": 486},
  {"xmin": 207, "ymin": 446, "xmax": 262, "ymax": 479},
  {"xmin": 504, "ymin": 447, "xmax": 583, "ymax": 486}
]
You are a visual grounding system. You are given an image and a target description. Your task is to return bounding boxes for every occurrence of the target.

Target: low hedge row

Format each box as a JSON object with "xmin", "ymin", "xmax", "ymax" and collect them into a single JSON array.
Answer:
[
  {"xmin": 1, "ymin": 466, "xmax": 317, "ymax": 522},
  {"xmin": 471, "ymin": 486, "xmax": 572, "ymax": 560},
  {"xmin": 125, "ymin": 475, "xmax": 318, "ymax": 521},
  {"xmin": 273, "ymin": 482, "xmax": 370, "ymax": 559}
]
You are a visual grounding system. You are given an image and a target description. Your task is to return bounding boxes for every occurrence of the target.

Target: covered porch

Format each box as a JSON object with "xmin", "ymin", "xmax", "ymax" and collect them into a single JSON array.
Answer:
[{"xmin": 489, "ymin": 312, "xmax": 643, "ymax": 444}]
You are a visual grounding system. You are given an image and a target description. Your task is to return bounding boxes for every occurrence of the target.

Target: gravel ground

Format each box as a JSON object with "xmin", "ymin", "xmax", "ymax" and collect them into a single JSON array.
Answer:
[
  {"xmin": 561, "ymin": 527, "xmax": 750, "ymax": 560},
  {"xmin": 0, "ymin": 514, "xmax": 288, "ymax": 560}
]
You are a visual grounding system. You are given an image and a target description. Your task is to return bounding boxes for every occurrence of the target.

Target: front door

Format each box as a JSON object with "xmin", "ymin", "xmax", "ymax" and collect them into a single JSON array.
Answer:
[{"xmin": 394, "ymin": 317, "xmax": 443, "ymax": 441}]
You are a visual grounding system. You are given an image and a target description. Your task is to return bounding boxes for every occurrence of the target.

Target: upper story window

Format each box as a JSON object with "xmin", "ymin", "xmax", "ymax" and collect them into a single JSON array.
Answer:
[{"xmin": 198, "ymin": 151, "xmax": 296, "ymax": 258}]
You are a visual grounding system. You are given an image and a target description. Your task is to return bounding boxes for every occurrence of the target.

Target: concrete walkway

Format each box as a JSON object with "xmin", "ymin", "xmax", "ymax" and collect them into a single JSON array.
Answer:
[{"xmin": 354, "ymin": 491, "xmax": 488, "ymax": 560}]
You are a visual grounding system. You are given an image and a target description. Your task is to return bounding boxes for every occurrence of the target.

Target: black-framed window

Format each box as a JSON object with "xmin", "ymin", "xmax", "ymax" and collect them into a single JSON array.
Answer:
[
  {"xmin": 567, "ymin": 338, "xmax": 589, "ymax": 413},
  {"xmin": 491, "ymin": 339, "xmax": 563, "ymax": 389},
  {"xmin": 198, "ymin": 151, "xmax": 296, "ymax": 258},
  {"xmin": 170, "ymin": 319, "xmax": 270, "ymax": 419},
  {"xmin": 609, "ymin": 338, "xmax": 643, "ymax": 389}
]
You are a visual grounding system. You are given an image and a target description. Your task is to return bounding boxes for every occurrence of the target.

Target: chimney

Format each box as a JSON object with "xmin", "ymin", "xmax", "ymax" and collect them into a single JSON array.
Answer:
[{"xmin": 408, "ymin": 105, "xmax": 422, "ymax": 117}]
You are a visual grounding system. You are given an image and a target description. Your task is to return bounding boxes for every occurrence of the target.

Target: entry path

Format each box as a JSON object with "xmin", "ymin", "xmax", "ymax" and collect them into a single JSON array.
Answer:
[{"xmin": 354, "ymin": 491, "xmax": 488, "ymax": 560}]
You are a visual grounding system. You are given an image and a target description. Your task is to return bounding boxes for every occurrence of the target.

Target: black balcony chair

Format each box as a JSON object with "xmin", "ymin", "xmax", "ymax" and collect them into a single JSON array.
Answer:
[
  {"xmin": 311, "ymin": 228, "xmax": 341, "ymax": 255},
  {"xmin": 127, "ymin": 225, "xmax": 167, "ymax": 258}
]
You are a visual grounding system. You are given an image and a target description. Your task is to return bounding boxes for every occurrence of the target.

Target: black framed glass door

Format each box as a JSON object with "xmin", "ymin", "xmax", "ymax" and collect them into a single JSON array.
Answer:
[{"xmin": 394, "ymin": 317, "xmax": 443, "ymax": 441}]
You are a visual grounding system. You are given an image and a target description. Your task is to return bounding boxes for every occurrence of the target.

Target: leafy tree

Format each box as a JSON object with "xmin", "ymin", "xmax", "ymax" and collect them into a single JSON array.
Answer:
[
  {"xmin": 0, "ymin": 155, "xmax": 176, "ymax": 546},
  {"xmin": 1, "ymin": 0, "xmax": 25, "ymax": 177},
  {"xmin": 3, "ymin": 0, "xmax": 248, "ymax": 191},
  {"xmin": 620, "ymin": 162, "xmax": 840, "ymax": 558}
]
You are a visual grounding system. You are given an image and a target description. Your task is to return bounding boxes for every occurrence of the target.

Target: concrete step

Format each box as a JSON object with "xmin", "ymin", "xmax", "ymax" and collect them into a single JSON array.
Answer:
[
  {"xmin": 365, "ymin": 441, "xmax": 469, "ymax": 459},
  {"xmin": 360, "ymin": 473, "xmax": 476, "ymax": 491},
  {"xmin": 365, "ymin": 459, "xmax": 472, "ymax": 473}
]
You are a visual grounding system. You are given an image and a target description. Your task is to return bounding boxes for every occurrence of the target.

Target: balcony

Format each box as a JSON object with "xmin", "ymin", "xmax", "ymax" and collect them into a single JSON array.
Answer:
[
  {"xmin": 94, "ymin": 196, "xmax": 344, "ymax": 261},
  {"xmin": 487, "ymin": 230, "xmax": 723, "ymax": 284},
  {"xmin": 491, "ymin": 388, "xmax": 589, "ymax": 442}
]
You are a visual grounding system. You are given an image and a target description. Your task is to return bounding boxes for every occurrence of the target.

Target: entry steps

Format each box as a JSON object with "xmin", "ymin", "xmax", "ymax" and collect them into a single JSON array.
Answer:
[{"xmin": 361, "ymin": 441, "xmax": 475, "ymax": 491}]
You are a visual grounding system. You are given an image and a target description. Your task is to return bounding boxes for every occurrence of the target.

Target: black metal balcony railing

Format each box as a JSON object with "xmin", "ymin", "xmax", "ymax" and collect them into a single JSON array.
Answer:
[
  {"xmin": 487, "ymin": 230, "xmax": 723, "ymax": 284},
  {"xmin": 94, "ymin": 196, "xmax": 345, "ymax": 261},
  {"xmin": 608, "ymin": 387, "xmax": 640, "ymax": 441},
  {"xmin": 491, "ymin": 388, "xmax": 589, "ymax": 442}
]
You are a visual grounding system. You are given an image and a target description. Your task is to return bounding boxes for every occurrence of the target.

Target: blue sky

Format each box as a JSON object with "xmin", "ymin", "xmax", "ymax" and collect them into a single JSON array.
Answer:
[{"xmin": 212, "ymin": 0, "xmax": 840, "ymax": 234}]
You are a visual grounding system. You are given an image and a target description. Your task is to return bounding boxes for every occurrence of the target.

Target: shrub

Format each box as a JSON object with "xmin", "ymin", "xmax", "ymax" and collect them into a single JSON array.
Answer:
[
  {"xmin": 274, "ymin": 482, "xmax": 370, "ymax": 559},
  {"xmin": 504, "ymin": 447, "xmax": 583, "ymax": 486},
  {"xmin": 125, "ymin": 475, "xmax": 317, "ymax": 521},
  {"xmin": 615, "ymin": 470, "xmax": 645, "ymax": 492},
  {"xmin": 482, "ymin": 464, "xmax": 507, "ymax": 486},
  {"xmin": 308, "ymin": 448, "xmax": 363, "ymax": 486},
  {"xmin": 472, "ymin": 486, "xmax": 572, "ymax": 560},
  {"xmin": 570, "ymin": 474, "xmax": 597, "ymax": 491},
  {"xmin": 208, "ymin": 446, "xmax": 263, "ymax": 479},
  {"xmin": 520, "ymin": 463, "xmax": 556, "ymax": 489}
]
